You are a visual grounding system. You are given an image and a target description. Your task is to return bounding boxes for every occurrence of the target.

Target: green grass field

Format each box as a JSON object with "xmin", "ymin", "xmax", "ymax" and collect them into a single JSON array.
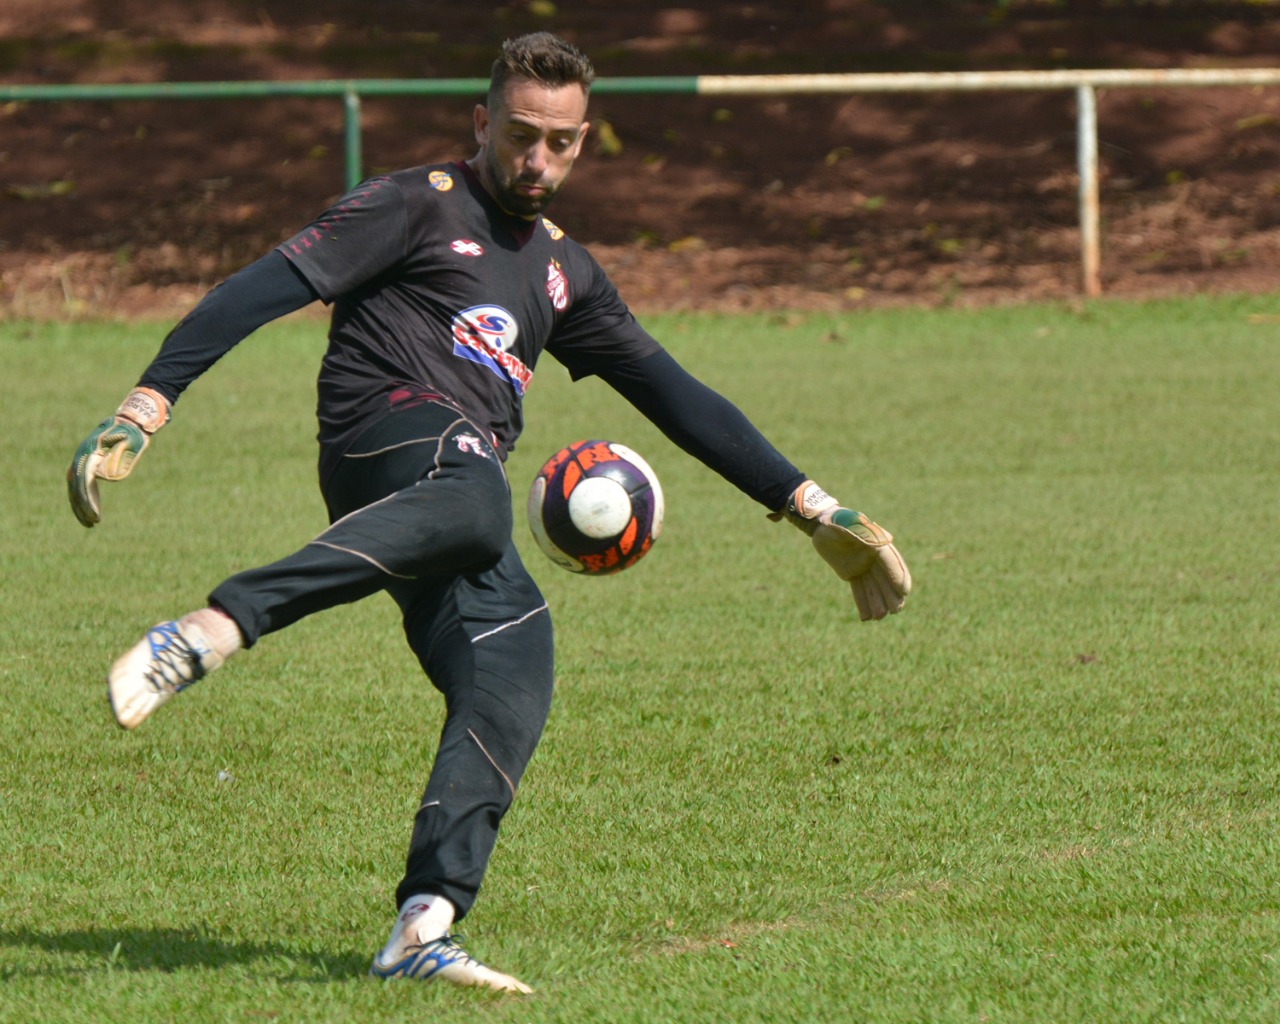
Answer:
[{"xmin": 3, "ymin": 294, "xmax": 1279, "ymax": 1022}]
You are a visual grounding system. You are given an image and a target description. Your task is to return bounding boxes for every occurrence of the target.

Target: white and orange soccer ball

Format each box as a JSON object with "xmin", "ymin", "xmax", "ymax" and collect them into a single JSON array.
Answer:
[{"xmin": 527, "ymin": 439, "xmax": 664, "ymax": 575}]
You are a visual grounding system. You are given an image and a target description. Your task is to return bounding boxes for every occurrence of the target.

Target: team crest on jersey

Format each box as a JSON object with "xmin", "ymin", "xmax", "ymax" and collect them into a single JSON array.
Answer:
[
  {"xmin": 451, "ymin": 239, "xmax": 484, "ymax": 257},
  {"xmin": 429, "ymin": 170, "xmax": 454, "ymax": 192},
  {"xmin": 451, "ymin": 305, "xmax": 532, "ymax": 396},
  {"xmin": 542, "ymin": 218, "xmax": 565, "ymax": 241},
  {"xmin": 453, "ymin": 432, "xmax": 493, "ymax": 460},
  {"xmin": 545, "ymin": 259, "xmax": 569, "ymax": 311}
]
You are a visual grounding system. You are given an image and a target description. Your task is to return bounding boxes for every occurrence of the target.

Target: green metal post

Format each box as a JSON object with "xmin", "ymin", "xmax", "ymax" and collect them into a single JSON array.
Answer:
[{"xmin": 344, "ymin": 88, "xmax": 363, "ymax": 190}]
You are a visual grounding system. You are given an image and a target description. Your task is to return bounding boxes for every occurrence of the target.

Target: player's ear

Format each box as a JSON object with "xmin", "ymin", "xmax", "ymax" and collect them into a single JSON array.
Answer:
[{"xmin": 473, "ymin": 103, "xmax": 491, "ymax": 146}]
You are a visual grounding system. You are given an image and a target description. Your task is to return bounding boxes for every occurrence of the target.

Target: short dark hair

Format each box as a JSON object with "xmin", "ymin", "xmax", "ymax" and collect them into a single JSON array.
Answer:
[{"xmin": 488, "ymin": 32, "xmax": 595, "ymax": 107}]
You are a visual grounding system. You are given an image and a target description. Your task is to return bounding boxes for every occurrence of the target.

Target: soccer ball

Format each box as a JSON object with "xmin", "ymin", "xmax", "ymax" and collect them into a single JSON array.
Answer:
[{"xmin": 527, "ymin": 439, "xmax": 664, "ymax": 575}]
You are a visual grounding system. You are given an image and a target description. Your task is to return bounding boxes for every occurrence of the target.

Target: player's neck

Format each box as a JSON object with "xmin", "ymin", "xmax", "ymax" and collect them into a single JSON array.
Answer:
[{"xmin": 464, "ymin": 157, "xmax": 542, "ymax": 223}]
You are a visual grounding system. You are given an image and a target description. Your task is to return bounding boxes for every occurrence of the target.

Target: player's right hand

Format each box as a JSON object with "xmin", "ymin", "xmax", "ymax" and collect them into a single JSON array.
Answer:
[{"xmin": 67, "ymin": 387, "xmax": 170, "ymax": 528}]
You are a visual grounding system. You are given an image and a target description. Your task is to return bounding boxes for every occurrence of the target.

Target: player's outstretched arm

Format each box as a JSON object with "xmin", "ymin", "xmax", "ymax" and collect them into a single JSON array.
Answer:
[
  {"xmin": 66, "ymin": 252, "xmax": 318, "ymax": 527},
  {"xmin": 599, "ymin": 350, "xmax": 910, "ymax": 620},
  {"xmin": 770, "ymin": 480, "xmax": 911, "ymax": 621}
]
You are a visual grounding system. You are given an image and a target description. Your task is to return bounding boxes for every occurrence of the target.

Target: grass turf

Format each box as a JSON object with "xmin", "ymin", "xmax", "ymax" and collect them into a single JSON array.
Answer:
[{"xmin": 2, "ymin": 294, "xmax": 1278, "ymax": 1022}]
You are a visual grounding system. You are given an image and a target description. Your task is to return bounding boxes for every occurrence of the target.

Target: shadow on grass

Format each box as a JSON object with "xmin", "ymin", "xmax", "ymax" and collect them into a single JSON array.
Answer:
[{"xmin": 0, "ymin": 926, "xmax": 370, "ymax": 980}]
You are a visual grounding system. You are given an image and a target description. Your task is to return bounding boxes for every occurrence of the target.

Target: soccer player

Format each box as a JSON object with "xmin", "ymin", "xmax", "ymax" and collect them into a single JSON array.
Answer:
[{"xmin": 67, "ymin": 32, "xmax": 910, "ymax": 994}]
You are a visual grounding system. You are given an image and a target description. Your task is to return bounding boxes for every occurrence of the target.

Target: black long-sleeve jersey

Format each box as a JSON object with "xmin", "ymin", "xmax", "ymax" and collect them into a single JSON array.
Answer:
[{"xmin": 138, "ymin": 160, "xmax": 805, "ymax": 509}]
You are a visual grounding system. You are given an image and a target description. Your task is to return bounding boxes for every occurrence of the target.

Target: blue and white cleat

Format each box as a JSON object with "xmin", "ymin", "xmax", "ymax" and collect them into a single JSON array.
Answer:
[
  {"xmin": 369, "ymin": 933, "xmax": 532, "ymax": 994},
  {"xmin": 107, "ymin": 619, "xmax": 225, "ymax": 730}
]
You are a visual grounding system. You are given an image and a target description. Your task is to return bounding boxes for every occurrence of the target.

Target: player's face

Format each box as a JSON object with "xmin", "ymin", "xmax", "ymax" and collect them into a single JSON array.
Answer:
[{"xmin": 472, "ymin": 78, "xmax": 590, "ymax": 219}]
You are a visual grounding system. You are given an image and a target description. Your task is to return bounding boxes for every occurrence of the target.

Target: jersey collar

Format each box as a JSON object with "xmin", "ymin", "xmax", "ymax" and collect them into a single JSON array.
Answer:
[{"xmin": 457, "ymin": 160, "xmax": 540, "ymax": 246}]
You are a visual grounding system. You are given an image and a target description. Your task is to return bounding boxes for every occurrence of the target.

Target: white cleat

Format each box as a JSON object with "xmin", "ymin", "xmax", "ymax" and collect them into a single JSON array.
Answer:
[
  {"xmin": 370, "ymin": 898, "xmax": 530, "ymax": 995},
  {"xmin": 369, "ymin": 932, "xmax": 532, "ymax": 993},
  {"xmin": 107, "ymin": 619, "xmax": 225, "ymax": 729}
]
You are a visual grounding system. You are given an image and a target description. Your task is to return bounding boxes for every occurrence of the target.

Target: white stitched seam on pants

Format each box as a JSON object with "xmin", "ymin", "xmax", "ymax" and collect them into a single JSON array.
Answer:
[{"xmin": 470, "ymin": 603, "xmax": 549, "ymax": 643}]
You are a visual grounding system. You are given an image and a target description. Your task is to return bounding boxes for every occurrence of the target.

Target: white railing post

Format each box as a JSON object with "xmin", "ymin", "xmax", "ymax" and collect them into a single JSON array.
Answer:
[{"xmin": 1076, "ymin": 84, "xmax": 1102, "ymax": 298}]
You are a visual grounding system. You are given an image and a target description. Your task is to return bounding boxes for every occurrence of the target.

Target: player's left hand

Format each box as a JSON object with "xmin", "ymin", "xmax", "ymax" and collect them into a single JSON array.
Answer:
[
  {"xmin": 771, "ymin": 480, "xmax": 911, "ymax": 621},
  {"xmin": 67, "ymin": 387, "xmax": 170, "ymax": 528}
]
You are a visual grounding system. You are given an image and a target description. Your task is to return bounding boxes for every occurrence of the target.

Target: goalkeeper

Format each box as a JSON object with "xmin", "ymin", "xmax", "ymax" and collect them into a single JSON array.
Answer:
[{"xmin": 67, "ymin": 32, "xmax": 910, "ymax": 995}]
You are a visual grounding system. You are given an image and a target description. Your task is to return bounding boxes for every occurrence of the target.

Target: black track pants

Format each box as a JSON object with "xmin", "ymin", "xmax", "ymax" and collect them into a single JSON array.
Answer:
[{"xmin": 209, "ymin": 401, "xmax": 554, "ymax": 919}]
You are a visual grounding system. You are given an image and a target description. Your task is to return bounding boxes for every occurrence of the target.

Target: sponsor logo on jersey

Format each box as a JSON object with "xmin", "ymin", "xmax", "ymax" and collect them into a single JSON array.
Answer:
[
  {"xmin": 545, "ymin": 259, "xmax": 569, "ymax": 311},
  {"xmin": 429, "ymin": 170, "xmax": 454, "ymax": 191},
  {"xmin": 542, "ymin": 218, "xmax": 565, "ymax": 241},
  {"xmin": 451, "ymin": 305, "xmax": 532, "ymax": 396},
  {"xmin": 451, "ymin": 239, "xmax": 484, "ymax": 257}
]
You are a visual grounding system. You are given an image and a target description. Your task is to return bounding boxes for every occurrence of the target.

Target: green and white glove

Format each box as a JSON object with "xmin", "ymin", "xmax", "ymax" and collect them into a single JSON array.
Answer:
[
  {"xmin": 67, "ymin": 386, "xmax": 171, "ymax": 528},
  {"xmin": 772, "ymin": 480, "xmax": 912, "ymax": 621}
]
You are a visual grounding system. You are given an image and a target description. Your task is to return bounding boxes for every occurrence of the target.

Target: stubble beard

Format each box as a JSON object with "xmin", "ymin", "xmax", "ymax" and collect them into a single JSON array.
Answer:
[{"xmin": 485, "ymin": 151, "xmax": 563, "ymax": 219}]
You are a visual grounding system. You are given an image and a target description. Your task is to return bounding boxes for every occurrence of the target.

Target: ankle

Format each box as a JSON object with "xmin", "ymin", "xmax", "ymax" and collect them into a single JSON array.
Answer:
[
  {"xmin": 395, "ymin": 893, "xmax": 456, "ymax": 943},
  {"xmin": 180, "ymin": 607, "xmax": 244, "ymax": 661}
]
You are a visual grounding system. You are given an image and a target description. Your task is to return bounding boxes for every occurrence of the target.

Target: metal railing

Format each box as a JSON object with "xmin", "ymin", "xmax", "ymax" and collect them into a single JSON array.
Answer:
[{"xmin": 5, "ymin": 67, "xmax": 1279, "ymax": 296}]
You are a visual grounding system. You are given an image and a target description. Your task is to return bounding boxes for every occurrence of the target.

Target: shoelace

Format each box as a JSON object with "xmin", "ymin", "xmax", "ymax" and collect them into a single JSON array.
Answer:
[
  {"xmin": 143, "ymin": 625, "xmax": 206, "ymax": 694},
  {"xmin": 412, "ymin": 934, "xmax": 478, "ymax": 965}
]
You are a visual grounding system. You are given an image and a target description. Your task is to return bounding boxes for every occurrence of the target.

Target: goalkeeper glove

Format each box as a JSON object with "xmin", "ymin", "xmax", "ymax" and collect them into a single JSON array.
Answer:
[
  {"xmin": 67, "ymin": 386, "xmax": 170, "ymax": 528},
  {"xmin": 771, "ymin": 480, "xmax": 912, "ymax": 621}
]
